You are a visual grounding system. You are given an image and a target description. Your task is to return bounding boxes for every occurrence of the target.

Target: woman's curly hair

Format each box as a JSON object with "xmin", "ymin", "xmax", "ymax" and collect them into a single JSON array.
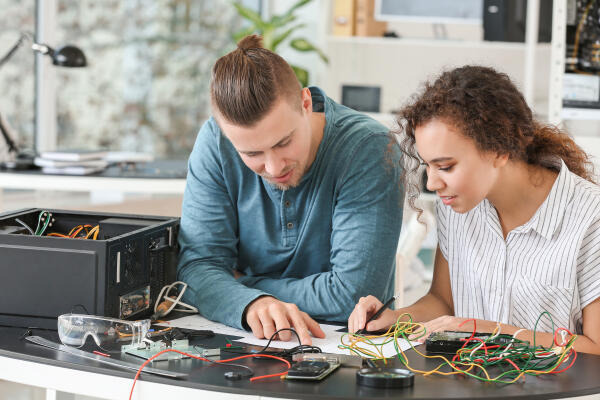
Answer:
[{"xmin": 397, "ymin": 65, "xmax": 595, "ymax": 215}]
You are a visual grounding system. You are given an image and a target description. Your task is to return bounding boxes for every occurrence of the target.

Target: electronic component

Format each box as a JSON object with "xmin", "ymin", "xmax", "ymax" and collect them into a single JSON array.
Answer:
[
  {"xmin": 0, "ymin": 208, "xmax": 179, "ymax": 329},
  {"xmin": 356, "ymin": 367, "xmax": 415, "ymax": 389},
  {"xmin": 25, "ymin": 335, "xmax": 187, "ymax": 379},
  {"xmin": 286, "ymin": 360, "xmax": 340, "ymax": 381},
  {"xmin": 292, "ymin": 353, "xmax": 362, "ymax": 368},
  {"xmin": 224, "ymin": 371, "xmax": 244, "ymax": 380},
  {"xmin": 426, "ymin": 331, "xmax": 520, "ymax": 354},
  {"xmin": 122, "ymin": 339, "xmax": 220, "ymax": 361}
]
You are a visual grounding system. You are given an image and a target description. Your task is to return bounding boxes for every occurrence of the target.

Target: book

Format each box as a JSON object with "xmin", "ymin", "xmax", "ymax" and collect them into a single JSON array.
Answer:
[
  {"xmin": 333, "ymin": 0, "xmax": 355, "ymax": 36},
  {"xmin": 40, "ymin": 149, "xmax": 108, "ymax": 162},
  {"xmin": 41, "ymin": 165, "xmax": 107, "ymax": 175},
  {"xmin": 34, "ymin": 157, "xmax": 109, "ymax": 169},
  {"xmin": 355, "ymin": 0, "xmax": 387, "ymax": 37},
  {"xmin": 104, "ymin": 151, "xmax": 153, "ymax": 163}
]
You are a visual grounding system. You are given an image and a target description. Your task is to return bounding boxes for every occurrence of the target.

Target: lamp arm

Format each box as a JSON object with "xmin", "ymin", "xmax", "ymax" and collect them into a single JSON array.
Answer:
[
  {"xmin": 31, "ymin": 43, "xmax": 53, "ymax": 56},
  {"xmin": 0, "ymin": 32, "xmax": 33, "ymax": 70},
  {"xmin": 0, "ymin": 112, "xmax": 19, "ymax": 153}
]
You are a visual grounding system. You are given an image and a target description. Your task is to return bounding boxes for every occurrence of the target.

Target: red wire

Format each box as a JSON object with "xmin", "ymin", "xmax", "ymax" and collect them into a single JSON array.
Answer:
[
  {"xmin": 554, "ymin": 328, "xmax": 574, "ymax": 346},
  {"xmin": 464, "ymin": 338, "xmax": 489, "ymax": 356},
  {"xmin": 505, "ymin": 358, "xmax": 520, "ymax": 371},
  {"xmin": 547, "ymin": 349, "xmax": 578, "ymax": 374},
  {"xmin": 128, "ymin": 348, "xmax": 291, "ymax": 400},
  {"xmin": 458, "ymin": 318, "xmax": 477, "ymax": 341}
]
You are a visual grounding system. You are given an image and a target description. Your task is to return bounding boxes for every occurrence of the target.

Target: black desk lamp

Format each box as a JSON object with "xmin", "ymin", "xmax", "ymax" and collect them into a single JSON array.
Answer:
[{"xmin": 0, "ymin": 32, "xmax": 86, "ymax": 169}]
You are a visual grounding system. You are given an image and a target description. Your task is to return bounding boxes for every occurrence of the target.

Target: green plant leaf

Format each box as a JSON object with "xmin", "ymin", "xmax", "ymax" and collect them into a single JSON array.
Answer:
[
  {"xmin": 290, "ymin": 38, "xmax": 329, "ymax": 63},
  {"xmin": 270, "ymin": 13, "xmax": 296, "ymax": 28},
  {"xmin": 262, "ymin": 26, "xmax": 276, "ymax": 50},
  {"xmin": 291, "ymin": 64, "xmax": 309, "ymax": 87},
  {"xmin": 285, "ymin": 0, "xmax": 312, "ymax": 18},
  {"xmin": 233, "ymin": 26, "xmax": 257, "ymax": 43},
  {"xmin": 271, "ymin": 0, "xmax": 310, "ymax": 27},
  {"xmin": 232, "ymin": 2, "xmax": 265, "ymax": 30},
  {"xmin": 272, "ymin": 24, "xmax": 305, "ymax": 52}
]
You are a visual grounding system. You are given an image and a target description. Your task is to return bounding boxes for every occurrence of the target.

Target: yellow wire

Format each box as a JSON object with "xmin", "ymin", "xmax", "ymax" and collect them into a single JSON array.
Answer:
[{"xmin": 340, "ymin": 313, "xmax": 577, "ymax": 383}]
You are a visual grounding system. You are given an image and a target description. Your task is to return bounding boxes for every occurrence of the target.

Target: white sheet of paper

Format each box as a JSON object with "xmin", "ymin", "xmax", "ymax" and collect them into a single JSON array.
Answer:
[
  {"xmin": 159, "ymin": 316, "xmax": 421, "ymax": 358},
  {"xmin": 237, "ymin": 324, "xmax": 421, "ymax": 357},
  {"xmin": 156, "ymin": 314, "xmax": 249, "ymax": 338}
]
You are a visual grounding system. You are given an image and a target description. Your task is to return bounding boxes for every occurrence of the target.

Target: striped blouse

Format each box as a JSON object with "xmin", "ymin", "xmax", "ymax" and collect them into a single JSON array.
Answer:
[{"xmin": 436, "ymin": 159, "xmax": 600, "ymax": 334}]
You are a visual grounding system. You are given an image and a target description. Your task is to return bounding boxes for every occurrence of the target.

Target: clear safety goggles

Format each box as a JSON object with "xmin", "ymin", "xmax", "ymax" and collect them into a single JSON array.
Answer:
[{"xmin": 57, "ymin": 314, "xmax": 151, "ymax": 351}]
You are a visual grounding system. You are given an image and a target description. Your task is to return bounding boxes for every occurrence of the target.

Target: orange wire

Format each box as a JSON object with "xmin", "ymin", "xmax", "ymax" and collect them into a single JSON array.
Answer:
[{"xmin": 128, "ymin": 349, "xmax": 290, "ymax": 400}]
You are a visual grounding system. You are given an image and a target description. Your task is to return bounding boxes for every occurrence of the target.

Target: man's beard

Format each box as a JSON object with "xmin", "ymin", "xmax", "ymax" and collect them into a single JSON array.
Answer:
[{"xmin": 263, "ymin": 164, "xmax": 303, "ymax": 191}]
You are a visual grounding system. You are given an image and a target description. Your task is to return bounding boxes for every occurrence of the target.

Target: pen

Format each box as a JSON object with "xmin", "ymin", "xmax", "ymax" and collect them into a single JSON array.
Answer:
[{"xmin": 354, "ymin": 296, "xmax": 396, "ymax": 335}]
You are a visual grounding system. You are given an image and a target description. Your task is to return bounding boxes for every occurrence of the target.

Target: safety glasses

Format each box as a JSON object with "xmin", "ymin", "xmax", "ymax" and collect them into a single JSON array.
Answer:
[{"xmin": 57, "ymin": 314, "xmax": 151, "ymax": 351}]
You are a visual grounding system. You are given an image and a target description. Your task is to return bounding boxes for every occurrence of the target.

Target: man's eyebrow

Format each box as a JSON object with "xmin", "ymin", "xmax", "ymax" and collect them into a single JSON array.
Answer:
[
  {"xmin": 239, "ymin": 130, "xmax": 295, "ymax": 154},
  {"xmin": 271, "ymin": 130, "xmax": 294, "ymax": 148}
]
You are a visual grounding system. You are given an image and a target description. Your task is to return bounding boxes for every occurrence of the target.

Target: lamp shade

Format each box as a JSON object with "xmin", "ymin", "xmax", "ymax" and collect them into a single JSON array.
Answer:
[{"xmin": 51, "ymin": 45, "xmax": 87, "ymax": 67}]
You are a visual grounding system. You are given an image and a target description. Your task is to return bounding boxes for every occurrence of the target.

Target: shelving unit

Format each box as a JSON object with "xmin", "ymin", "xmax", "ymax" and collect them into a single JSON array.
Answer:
[
  {"xmin": 548, "ymin": 0, "xmax": 569, "ymax": 125},
  {"xmin": 324, "ymin": 35, "xmax": 551, "ymax": 116},
  {"xmin": 548, "ymin": 0, "xmax": 600, "ymax": 125}
]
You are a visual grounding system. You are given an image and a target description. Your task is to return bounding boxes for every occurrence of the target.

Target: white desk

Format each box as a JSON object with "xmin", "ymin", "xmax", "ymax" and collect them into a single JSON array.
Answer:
[
  {"xmin": 0, "ymin": 354, "xmax": 260, "ymax": 400},
  {"xmin": 0, "ymin": 171, "xmax": 186, "ymax": 194},
  {"xmin": 0, "ymin": 161, "xmax": 187, "ymax": 209}
]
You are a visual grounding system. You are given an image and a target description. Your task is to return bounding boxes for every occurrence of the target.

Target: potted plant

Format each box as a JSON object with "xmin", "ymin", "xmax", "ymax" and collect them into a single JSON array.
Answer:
[{"xmin": 232, "ymin": 0, "xmax": 328, "ymax": 87}]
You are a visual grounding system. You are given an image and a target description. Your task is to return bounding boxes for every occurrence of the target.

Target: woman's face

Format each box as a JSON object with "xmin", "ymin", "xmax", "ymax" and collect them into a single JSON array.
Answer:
[{"xmin": 415, "ymin": 119, "xmax": 505, "ymax": 214}]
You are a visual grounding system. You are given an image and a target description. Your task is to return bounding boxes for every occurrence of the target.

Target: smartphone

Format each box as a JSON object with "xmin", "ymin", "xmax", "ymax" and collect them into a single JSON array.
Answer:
[{"xmin": 287, "ymin": 361, "xmax": 331, "ymax": 378}]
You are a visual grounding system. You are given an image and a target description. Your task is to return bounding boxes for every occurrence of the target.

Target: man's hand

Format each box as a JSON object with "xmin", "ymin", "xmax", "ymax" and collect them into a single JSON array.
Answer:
[{"xmin": 245, "ymin": 296, "xmax": 325, "ymax": 345}]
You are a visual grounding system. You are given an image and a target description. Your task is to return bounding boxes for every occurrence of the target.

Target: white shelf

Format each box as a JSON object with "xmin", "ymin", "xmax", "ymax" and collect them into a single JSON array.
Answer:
[
  {"xmin": 326, "ymin": 35, "xmax": 550, "ymax": 51},
  {"xmin": 561, "ymin": 107, "xmax": 600, "ymax": 121}
]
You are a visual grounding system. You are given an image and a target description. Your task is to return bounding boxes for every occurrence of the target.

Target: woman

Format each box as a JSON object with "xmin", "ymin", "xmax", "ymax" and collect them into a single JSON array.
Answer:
[{"xmin": 349, "ymin": 66, "xmax": 600, "ymax": 354}]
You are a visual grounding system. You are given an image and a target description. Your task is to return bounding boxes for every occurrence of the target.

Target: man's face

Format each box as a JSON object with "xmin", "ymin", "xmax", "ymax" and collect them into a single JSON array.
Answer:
[{"xmin": 218, "ymin": 90, "xmax": 314, "ymax": 190}]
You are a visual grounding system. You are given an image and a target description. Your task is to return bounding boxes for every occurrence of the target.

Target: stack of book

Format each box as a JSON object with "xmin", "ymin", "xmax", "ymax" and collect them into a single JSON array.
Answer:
[{"xmin": 34, "ymin": 150, "xmax": 109, "ymax": 175}]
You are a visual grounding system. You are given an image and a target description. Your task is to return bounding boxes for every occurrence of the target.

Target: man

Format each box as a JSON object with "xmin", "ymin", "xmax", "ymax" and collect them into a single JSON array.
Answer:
[{"xmin": 178, "ymin": 35, "xmax": 403, "ymax": 345}]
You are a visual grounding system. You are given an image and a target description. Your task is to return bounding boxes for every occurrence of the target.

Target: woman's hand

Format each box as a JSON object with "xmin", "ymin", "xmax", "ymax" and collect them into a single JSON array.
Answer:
[{"xmin": 348, "ymin": 295, "xmax": 398, "ymax": 333}]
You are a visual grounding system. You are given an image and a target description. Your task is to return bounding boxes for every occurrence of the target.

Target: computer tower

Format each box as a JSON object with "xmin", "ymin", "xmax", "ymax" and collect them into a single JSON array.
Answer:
[
  {"xmin": 0, "ymin": 208, "xmax": 179, "ymax": 329},
  {"xmin": 483, "ymin": 0, "xmax": 553, "ymax": 43}
]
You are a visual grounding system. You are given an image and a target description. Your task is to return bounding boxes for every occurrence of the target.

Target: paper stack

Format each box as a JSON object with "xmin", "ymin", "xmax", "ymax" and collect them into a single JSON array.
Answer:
[{"xmin": 35, "ymin": 150, "xmax": 109, "ymax": 175}]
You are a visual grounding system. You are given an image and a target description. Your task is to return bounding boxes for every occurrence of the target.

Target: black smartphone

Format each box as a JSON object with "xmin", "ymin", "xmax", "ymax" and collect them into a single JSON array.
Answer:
[{"xmin": 287, "ymin": 361, "xmax": 330, "ymax": 378}]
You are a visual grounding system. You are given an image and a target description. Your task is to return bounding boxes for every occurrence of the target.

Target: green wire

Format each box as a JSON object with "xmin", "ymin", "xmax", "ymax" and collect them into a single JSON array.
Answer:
[
  {"xmin": 374, "ymin": 311, "xmax": 574, "ymax": 384},
  {"xmin": 35, "ymin": 211, "xmax": 51, "ymax": 236}
]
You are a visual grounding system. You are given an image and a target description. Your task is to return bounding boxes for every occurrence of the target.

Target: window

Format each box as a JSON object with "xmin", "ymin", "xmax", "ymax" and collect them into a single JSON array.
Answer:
[
  {"xmin": 0, "ymin": 0, "xmax": 36, "ymax": 154},
  {"xmin": 52, "ymin": 0, "xmax": 240, "ymax": 157}
]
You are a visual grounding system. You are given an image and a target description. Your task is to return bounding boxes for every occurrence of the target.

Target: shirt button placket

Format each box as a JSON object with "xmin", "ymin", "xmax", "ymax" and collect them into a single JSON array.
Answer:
[{"xmin": 282, "ymin": 193, "xmax": 297, "ymax": 245}]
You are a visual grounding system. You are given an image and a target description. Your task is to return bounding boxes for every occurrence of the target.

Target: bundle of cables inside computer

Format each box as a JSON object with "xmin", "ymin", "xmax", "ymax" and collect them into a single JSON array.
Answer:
[
  {"xmin": 14, "ymin": 210, "xmax": 56, "ymax": 236},
  {"xmin": 339, "ymin": 311, "xmax": 577, "ymax": 384},
  {"xmin": 15, "ymin": 210, "xmax": 102, "ymax": 240}
]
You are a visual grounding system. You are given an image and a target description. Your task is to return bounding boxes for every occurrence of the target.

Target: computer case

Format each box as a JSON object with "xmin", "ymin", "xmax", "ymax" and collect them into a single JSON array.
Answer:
[
  {"xmin": 0, "ymin": 208, "xmax": 179, "ymax": 329},
  {"xmin": 483, "ymin": 0, "xmax": 553, "ymax": 43}
]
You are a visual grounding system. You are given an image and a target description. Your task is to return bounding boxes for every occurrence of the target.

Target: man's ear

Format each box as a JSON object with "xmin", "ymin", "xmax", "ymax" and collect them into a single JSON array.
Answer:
[{"xmin": 301, "ymin": 87, "xmax": 312, "ymax": 114}]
